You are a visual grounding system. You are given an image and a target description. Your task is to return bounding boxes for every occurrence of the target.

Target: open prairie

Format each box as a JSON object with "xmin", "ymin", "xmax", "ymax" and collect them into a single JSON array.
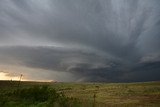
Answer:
[{"xmin": 0, "ymin": 81, "xmax": 160, "ymax": 107}]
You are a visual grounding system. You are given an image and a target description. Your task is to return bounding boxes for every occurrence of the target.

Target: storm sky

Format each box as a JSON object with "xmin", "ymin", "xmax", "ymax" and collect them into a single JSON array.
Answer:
[{"xmin": 0, "ymin": 0, "xmax": 160, "ymax": 82}]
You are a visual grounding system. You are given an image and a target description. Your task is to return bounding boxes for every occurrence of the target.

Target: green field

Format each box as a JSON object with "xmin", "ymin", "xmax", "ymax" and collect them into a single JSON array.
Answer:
[{"xmin": 0, "ymin": 81, "xmax": 160, "ymax": 107}]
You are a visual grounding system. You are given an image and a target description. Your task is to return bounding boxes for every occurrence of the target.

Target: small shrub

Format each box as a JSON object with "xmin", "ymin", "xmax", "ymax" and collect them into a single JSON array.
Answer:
[
  {"xmin": 2, "ymin": 85, "xmax": 81, "ymax": 107},
  {"xmin": 13, "ymin": 85, "xmax": 51, "ymax": 102}
]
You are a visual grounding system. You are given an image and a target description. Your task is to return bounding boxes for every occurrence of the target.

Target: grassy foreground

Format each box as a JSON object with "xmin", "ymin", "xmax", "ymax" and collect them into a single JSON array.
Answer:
[{"xmin": 0, "ymin": 81, "xmax": 160, "ymax": 107}]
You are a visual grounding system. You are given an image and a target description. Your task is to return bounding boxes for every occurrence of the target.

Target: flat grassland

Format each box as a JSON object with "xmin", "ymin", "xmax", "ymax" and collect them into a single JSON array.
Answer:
[{"xmin": 0, "ymin": 81, "xmax": 160, "ymax": 107}]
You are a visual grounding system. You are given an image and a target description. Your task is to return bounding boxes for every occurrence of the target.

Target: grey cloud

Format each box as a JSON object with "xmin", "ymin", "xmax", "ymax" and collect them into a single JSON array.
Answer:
[
  {"xmin": 0, "ymin": 46, "xmax": 125, "ymax": 81},
  {"xmin": 0, "ymin": 46, "xmax": 112, "ymax": 71},
  {"xmin": 140, "ymin": 53, "xmax": 160, "ymax": 63},
  {"xmin": 0, "ymin": 0, "xmax": 160, "ymax": 82},
  {"xmin": 124, "ymin": 61, "xmax": 160, "ymax": 82}
]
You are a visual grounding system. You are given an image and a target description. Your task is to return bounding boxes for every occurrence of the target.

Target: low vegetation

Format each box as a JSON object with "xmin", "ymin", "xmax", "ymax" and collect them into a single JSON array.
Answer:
[
  {"xmin": 0, "ymin": 81, "xmax": 160, "ymax": 107},
  {"xmin": 0, "ymin": 85, "xmax": 81, "ymax": 107}
]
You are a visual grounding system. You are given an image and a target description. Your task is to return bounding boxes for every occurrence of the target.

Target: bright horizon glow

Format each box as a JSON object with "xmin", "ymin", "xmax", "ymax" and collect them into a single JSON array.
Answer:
[
  {"xmin": 0, "ymin": 72, "xmax": 53, "ymax": 82},
  {"xmin": 0, "ymin": 72, "xmax": 20, "ymax": 80}
]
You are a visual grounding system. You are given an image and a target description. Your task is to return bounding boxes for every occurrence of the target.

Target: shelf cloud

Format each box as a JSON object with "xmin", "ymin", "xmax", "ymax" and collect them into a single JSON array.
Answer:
[{"xmin": 0, "ymin": 0, "xmax": 160, "ymax": 82}]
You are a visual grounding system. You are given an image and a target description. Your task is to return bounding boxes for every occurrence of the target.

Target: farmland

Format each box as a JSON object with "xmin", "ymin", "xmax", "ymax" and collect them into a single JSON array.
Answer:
[{"xmin": 0, "ymin": 81, "xmax": 160, "ymax": 107}]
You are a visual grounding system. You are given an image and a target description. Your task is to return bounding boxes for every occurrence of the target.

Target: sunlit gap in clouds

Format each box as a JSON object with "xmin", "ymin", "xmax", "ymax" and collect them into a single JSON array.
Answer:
[
  {"xmin": 0, "ymin": 64, "xmax": 55, "ymax": 82},
  {"xmin": 0, "ymin": 64, "xmax": 75, "ymax": 82},
  {"xmin": 0, "ymin": 72, "xmax": 20, "ymax": 81},
  {"xmin": 0, "ymin": 72, "xmax": 54, "ymax": 82}
]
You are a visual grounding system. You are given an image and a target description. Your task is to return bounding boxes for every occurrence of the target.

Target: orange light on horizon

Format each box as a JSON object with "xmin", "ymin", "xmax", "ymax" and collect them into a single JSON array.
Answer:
[
  {"xmin": 0, "ymin": 72, "xmax": 20, "ymax": 81},
  {"xmin": 0, "ymin": 72, "xmax": 55, "ymax": 82}
]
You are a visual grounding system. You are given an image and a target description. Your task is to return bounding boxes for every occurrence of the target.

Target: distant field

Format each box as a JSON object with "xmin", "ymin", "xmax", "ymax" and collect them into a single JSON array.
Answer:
[{"xmin": 0, "ymin": 81, "xmax": 160, "ymax": 107}]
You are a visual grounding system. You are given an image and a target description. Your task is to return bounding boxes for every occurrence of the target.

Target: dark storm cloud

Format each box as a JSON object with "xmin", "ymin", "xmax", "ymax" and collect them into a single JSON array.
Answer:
[
  {"xmin": 0, "ymin": 0, "xmax": 160, "ymax": 82},
  {"xmin": 0, "ymin": 46, "xmax": 116, "ymax": 81}
]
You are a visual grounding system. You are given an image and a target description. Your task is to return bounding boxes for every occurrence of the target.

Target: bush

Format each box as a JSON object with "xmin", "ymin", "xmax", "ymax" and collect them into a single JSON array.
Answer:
[
  {"xmin": 13, "ymin": 85, "xmax": 51, "ymax": 102},
  {"xmin": 2, "ymin": 85, "xmax": 81, "ymax": 107}
]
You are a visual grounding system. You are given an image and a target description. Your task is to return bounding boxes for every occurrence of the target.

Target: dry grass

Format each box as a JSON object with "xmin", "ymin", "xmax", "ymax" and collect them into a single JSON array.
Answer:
[{"xmin": 0, "ymin": 81, "xmax": 160, "ymax": 107}]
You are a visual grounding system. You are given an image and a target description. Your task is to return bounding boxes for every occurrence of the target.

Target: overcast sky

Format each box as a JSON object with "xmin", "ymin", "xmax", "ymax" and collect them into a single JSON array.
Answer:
[{"xmin": 0, "ymin": 0, "xmax": 160, "ymax": 82}]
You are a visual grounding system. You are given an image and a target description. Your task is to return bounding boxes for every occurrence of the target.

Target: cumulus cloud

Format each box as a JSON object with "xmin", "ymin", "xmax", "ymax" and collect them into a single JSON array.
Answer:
[{"xmin": 0, "ymin": 0, "xmax": 160, "ymax": 82}]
